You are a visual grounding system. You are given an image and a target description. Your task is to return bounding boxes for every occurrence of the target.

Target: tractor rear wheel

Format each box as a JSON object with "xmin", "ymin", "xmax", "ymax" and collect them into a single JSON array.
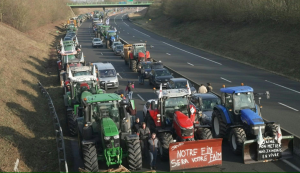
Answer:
[
  {"xmin": 131, "ymin": 60, "xmax": 137, "ymax": 72},
  {"xmin": 157, "ymin": 132, "xmax": 173, "ymax": 161},
  {"xmin": 127, "ymin": 139, "xmax": 142, "ymax": 170},
  {"xmin": 229, "ymin": 128, "xmax": 246, "ymax": 155},
  {"xmin": 195, "ymin": 128, "xmax": 213, "ymax": 140},
  {"xmin": 78, "ymin": 132, "xmax": 83, "ymax": 159},
  {"xmin": 67, "ymin": 111, "xmax": 78, "ymax": 136},
  {"xmin": 82, "ymin": 143, "xmax": 99, "ymax": 172},
  {"xmin": 264, "ymin": 124, "xmax": 277, "ymax": 138},
  {"xmin": 212, "ymin": 109, "xmax": 227, "ymax": 138}
]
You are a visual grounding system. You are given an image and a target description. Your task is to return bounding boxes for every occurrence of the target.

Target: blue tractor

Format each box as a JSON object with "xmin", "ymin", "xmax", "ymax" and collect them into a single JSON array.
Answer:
[
  {"xmin": 211, "ymin": 85, "xmax": 277, "ymax": 154},
  {"xmin": 105, "ymin": 30, "xmax": 119, "ymax": 49}
]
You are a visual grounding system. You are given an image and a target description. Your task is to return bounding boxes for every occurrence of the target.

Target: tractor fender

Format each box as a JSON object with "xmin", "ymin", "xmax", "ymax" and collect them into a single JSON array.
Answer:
[
  {"xmin": 81, "ymin": 139, "xmax": 96, "ymax": 145},
  {"xmin": 67, "ymin": 107, "xmax": 73, "ymax": 112},
  {"xmin": 157, "ymin": 128, "xmax": 172, "ymax": 134},
  {"xmin": 194, "ymin": 124, "xmax": 211, "ymax": 129},
  {"xmin": 230, "ymin": 124, "xmax": 243, "ymax": 128},
  {"xmin": 214, "ymin": 105, "xmax": 231, "ymax": 124},
  {"xmin": 146, "ymin": 51, "xmax": 150, "ymax": 59},
  {"xmin": 148, "ymin": 109, "xmax": 161, "ymax": 127},
  {"xmin": 129, "ymin": 52, "xmax": 134, "ymax": 60},
  {"xmin": 125, "ymin": 134, "xmax": 139, "ymax": 141}
]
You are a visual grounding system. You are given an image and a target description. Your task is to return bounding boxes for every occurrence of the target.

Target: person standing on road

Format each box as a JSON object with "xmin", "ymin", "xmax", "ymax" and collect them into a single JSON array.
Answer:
[
  {"xmin": 133, "ymin": 117, "xmax": 141, "ymax": 134},
  {"xmin": 198, "ymin": 84, "xmax": 207, "ymax": 93},
  {"xmin": 125, "ymin": 81, "xmax": 134, "ymax": 99},
  {"xmin": 206, "ymin": 83, "xmax": 213, "ymax": 92},
  {"xmin": 138, "ymin": 122, "xmax": 150, "ymax": 158},
  {"xmin": 148, "ymin": 132, "xmax": 159, "ymax": 170}
]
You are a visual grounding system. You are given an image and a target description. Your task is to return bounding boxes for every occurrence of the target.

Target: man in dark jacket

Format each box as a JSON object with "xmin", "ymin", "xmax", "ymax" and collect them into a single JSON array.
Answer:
[
  {"xmin": 207, "ymin": 83, "xmax": 213, "ymax": 92},
  {"xmin": 132, "ymin": 117, "xmax": 141, "ymax": 133},
  {"xmin": 138, "ymin": 122, "xmax": 150, "ymax": 158},
  {"xmin": 148, "ymin": 132, "xmax": 159, "ymax": 170}
]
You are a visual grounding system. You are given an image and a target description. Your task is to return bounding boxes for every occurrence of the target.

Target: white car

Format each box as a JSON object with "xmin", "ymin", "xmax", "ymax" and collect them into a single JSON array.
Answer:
[
  {"xmin": 92, "ymin": 38, "xmax": 103, "ymax": 48},
  {"xmin": 143, "ymin": 99, "xmax": 158, "ymax": 119},
  {"xmin": 112, "ymin": 41, "xmax": 122, "ymax": 51}
]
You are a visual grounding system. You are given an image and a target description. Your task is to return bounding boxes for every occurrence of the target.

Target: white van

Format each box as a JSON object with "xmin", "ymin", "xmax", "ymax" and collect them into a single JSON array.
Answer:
[{"xmin": 93, "ymin": 62, "xmax": 119, "ymax": 89}]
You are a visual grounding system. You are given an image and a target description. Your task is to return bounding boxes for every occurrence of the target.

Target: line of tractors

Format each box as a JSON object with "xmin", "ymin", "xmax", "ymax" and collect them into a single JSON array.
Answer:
[{"xmin": 53, "ymin": 10, "xmax": 293, "ymax": 172}]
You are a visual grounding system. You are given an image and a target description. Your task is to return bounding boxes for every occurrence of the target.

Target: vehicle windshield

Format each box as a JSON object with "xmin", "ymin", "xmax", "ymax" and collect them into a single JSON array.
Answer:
[
  {"xmin": 142, "ymin": 63, "xmax": 151, "ymax": 69},
  {"xmin": 94, "ymin": 38, "xmax": 101, "ymax": 41},
  {"xmin": 99, "ymin": 69, "xmax": 116, "ymax": 78},
  {"xmin": 135, "ymin": 46, "xmax": 146, "ymax": 54},
  {"xmin": 171, "ymin": 81, "xmax": 192, "ymax": 89},
  {"xmin": 64, "ymin": 37, "xmax": 72, "ymax": 41},
  {"xmin": 155, "ymin": 70, "xmax": 171, "ymax": 77},
  {"xmin": 164, "ymin": 97, "xmax": 189, "ymax": 117},
  {"xmin": 108, "ymin": 32, "xmax": 116, "ymax": 36},
  {"xmin": 92, "ymin": 101, "xmax": 120, "ymax": 128},
  {"xmin": 233, "ymin": 92, "xmax": 255, "ymax": 110},
  {"xmin": 73, "ymin": 71, "xmax": 91, "ymax": 77},
  {"xmin": 201, "ymin": 98, "xmax": 221, "ymax": 111},
  {"xmin": 116, "ymin": 45, "xmax": 123, "ymax": 50}
]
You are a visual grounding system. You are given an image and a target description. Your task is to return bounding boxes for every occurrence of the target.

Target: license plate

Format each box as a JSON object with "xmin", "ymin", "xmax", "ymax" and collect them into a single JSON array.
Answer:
[{"xmin": 107, "ymin": 84, "xmax": 112, "ymax": 86}]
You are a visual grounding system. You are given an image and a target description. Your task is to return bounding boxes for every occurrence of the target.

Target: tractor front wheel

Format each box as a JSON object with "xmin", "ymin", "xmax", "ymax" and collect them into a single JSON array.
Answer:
[
  {"xmin": 157, "ymin": 132, "xmax": 173, "ymax": 161},
  {"xmin": 195, "ymin": 128, "xmax": 213, "ymax": 140},
  {"xmin": 127, "ymin": 139, "xmax": 142, "ymax": 170},
  {"xmin": 229, "ymin": 127, "xmax": 246, "ymax": 155},
  {"xmin": 264, "ymin": 124, "xmax": 277, "ymax": 138},
  {"xmin": 131, "ymin": 60, "xmax": 137, "ymax": 72},
  {"xmin": 82, "ymin": 143, "xmax": 99, "ymax": 172},
  {"xmin": 212, "ymin": 109, "xmax": 227, "ymax": 138},
  {"xmin": 67, "ymin": 111, "xmax": 78, "ymax": 136}
]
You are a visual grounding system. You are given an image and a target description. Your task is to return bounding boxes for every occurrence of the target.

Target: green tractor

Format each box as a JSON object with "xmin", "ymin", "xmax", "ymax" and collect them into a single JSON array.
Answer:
[
  {"xmin": 97, "ymin": 25, "xmax": 110, "ymax": 40},
  {"xmin": 77, "ymin": 93, "xmax": 142, "ymax": 172},
  {"xmin": 63, "ymin": 66, "xmax": 101, "ymax": 136}
]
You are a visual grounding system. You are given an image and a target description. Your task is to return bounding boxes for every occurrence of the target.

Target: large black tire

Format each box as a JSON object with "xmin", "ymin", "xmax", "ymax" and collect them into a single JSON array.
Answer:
[
  {"xmin": 264, "ymin": 124, "xmax": 277, "ymax": 138},
  {"xmin": 67, "ymin": 111, "xmax": 78, "ymax": 136},
  {"xmin": 157, "ymin": 132, "xmax": 173, "ymax": 161},
  {"xmin": 229, "ymin": 128, "xmax": 246, "ymax": 155},
  {"xmin": 131, "ymin": 60, "xmax": 137, "ymax": 72},
  {"xmin": 195, "ymin": 128, "xmax": 213, "ymax": 140},
  {"xmin": 127, "ymin": 139, "xmax": 142, "ymax": 170},
  {"xmin": 78, "ymin": 132, "xmax": 83, "ymax": 159},
  {"xmin": 82, "ymin": 143, "xmax": 99, "ymax": 172},
  {"xmin": 212, "ymin": 109, "xmax": 227, "ymax": 138}
]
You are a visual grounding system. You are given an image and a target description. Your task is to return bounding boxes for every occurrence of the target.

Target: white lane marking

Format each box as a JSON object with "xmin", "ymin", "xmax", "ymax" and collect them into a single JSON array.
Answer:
[
  {"xmin": 133, "ymin": 36, "xmax": 135, "ymax": 37},
  {"xmin": 187, "ymin": 62, "xmax": 194, "ymax": 66},
  {"xmin": 123, "ymin": 22, "xmax": 129, "ymax": 26},
  {"xmin": 127, "ymin": 32, "xmax": 129, "ymax": 34},
  {"xmin": 162, "ymin": 42, "xmax": 222, "ymax": 65},
  {"xmin": 278, "ymin": 102, "xmax": 299, "ymax": 111},
  {"xmin": 265, "ymin": 80, "xmax": 300, "ymax": 94},
  {"xmin": 123, "ymin": 30, "xmax": 125, "ymax": 31},
  {"xmin": 117, "ymin": 73, "xmax": 123, "ymax": 79},
  {"xmin": 137, "ymin": 94, "xmax": 145, "ymax": 101},
  {"xmin": 166, "ymin": 53, "xmax": 171, "ymax": 56},
  {"xmin": 140, "ymin": 40, "xmax": 143, "ymax": 42},
  {"xmin": 282, "ymin": 159, "xmax": 300, "ymax": 172},
  {"xmin": 133, "ymin": 28, "xmax": 150, "ymax": 37},
  {"xmin": 220, "ymin": 77, "xmax": 232, "ymax": 83}
]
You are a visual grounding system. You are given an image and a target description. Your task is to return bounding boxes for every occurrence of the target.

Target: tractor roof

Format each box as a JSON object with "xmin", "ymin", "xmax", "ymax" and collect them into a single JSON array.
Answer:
[
  {"xmin": 70, "ymin": 66, "xmax": 92, "ymax": 72},
  {"xmin": 101, "ymin": 118, "xmax": 119, "ymax": 136},
  {"xmin": 93, "ymin": 62, "xmax": 114, "ymax": 70},
  {"xmin": 156, "ymin": 89, "xmax": 189, "ymax": 98},
  {"xmin": 132, "ymin": 43, "xmax": 146, "ymax": 47},
  {"xmin": 70, "ymin": 75, "xmax": 97, "ymax": 82},
  {"xmin": 85, "ymin": 93, "xmax": 121, "ymax": 104},
  {"xmin": 107, "ymin": 30, "xmax": 116, "ymax": 33},
  {"xmin": 220, "ymin": 86, "xmax": 253, "ymax": 94}
]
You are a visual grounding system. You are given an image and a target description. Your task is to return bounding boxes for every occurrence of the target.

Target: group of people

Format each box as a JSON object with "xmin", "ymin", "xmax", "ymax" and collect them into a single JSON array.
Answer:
[
  {"xmin": 198, "ymin": 82, "xmax": 213, "ymax": 93},
  {"xmin": 132, "ymin": 118, "xmax": 159, "ymax": 170}
]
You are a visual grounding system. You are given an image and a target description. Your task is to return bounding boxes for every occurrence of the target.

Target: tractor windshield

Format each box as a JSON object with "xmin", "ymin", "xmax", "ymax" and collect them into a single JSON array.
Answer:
[
  {"xmin": 233, "ymin": 92, "xmax": 255, "ymax": 111},
  {"xmin": 73, "ymin": 71, "xmax": 91, "ymax": 77},
  {"xmin": 164, "ymin": 97, "xmax": 189, "ymax": 117},
  {"xmin": 135, "ymin": 46, "xmax": 146, "ymax": 55},
  {"xmin": 142, "ymin": 63, "xmax": 151, "ymax": 69},
  {"xmin": 172, "ymin": 81, "xmax": 192, "ymax": 89},
  {"xmin": 108, "ymin": 32, "xmax": 116, "ymax": 36},
  {"xmin": 99, "ymin": 69, "xmax": 116, "ymax": 78},
  {"xmin": 92, "ymin": 101, "xmax": 120, "ymax": 128},
  {"xmin": 201, "ymin": 98, "xmax": 221, "ymax": 111}
]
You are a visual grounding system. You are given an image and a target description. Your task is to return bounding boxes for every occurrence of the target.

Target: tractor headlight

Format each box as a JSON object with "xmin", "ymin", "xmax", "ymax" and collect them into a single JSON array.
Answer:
[
  {"xmin": 104, "ymin": 136, "xmax": 110, "ymax": 140},
  {"xmin": 113, "ymin": 135, "xmax": 119, "ymax": 139},
  {"xmin": 145, "ymin": 71, "xmax": 148, "ymax": 74}
]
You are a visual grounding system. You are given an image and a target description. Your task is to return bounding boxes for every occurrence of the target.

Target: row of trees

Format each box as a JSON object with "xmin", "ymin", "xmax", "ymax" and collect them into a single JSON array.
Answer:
[
  {"xmin": 162, "ymin": 0, "xmax": 300, "ymax": 24},
  {"xmin": 0, "ymin": 0, "xmax": 73, "ymax": 31}
]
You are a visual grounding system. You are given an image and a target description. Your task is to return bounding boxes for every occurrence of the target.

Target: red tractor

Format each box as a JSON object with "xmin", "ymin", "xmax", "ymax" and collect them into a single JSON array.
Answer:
[
  {"xmin": 128, "ymin": 43, "xmax": 151, "ymax": 72},
  {"xmin": 145, "ymin": 88, "xmax": 213, "ymax": 160}
]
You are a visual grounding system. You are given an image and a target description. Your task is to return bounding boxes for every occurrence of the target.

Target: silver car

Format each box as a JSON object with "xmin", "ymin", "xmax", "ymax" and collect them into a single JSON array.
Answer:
[
  {"xmin": 93, "ymin": 62, "xmax": 119, "ymax": 89},
  {"xmin": 92, "ymin": 38, "xmax": 103, "ymax": 48}
]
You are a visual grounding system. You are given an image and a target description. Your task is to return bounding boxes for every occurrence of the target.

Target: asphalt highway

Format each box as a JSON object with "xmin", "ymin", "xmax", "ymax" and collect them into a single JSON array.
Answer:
[{"xmin": 66, "ymin": 13, "xmax": 300, "ymax": 172}]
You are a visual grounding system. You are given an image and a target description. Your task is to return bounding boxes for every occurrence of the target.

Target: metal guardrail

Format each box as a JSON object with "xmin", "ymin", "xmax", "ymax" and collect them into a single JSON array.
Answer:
[
  {"xmin": 67, "ymin": 2, "xmax": 153, "ymax": 5},
  {"xmin": 38, "ymin": 82, "xmax": 68, "ymax": 172},
  {"xmin": 119, "ymin": 37, "xmax": 300, "ymax": 158}
]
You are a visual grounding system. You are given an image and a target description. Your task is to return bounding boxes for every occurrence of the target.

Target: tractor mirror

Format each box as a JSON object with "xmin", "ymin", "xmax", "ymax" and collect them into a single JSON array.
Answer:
[{"xmin": 151, "ymin": 101, "xmax": 156, "ymax": 110}]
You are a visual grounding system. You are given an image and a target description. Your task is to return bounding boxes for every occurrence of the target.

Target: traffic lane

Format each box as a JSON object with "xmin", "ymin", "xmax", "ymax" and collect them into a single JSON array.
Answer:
[
  {"xmin": 79, "ymin": 19, "xmax": 300, "ymax": 172},
  {"xmin": 114, "ymin": 14, "xmax": 300, "ymax": 110},
  {"xmin": 111, "ymin": 15, "xmax": 300, "ymax": 135}
]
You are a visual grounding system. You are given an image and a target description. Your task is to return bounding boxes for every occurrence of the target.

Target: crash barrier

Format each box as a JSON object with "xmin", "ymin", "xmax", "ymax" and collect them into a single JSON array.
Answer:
[
  {"xmin": 119, "ymin": 38, "xmax": 299, "ymax": 161},
  {"xmin": 79, "ymin": 165, "xmax": 156, "ymax": 172},
  {"xmin": 38, "ymin": 82, "xmax": 68, "ymax": 173}
]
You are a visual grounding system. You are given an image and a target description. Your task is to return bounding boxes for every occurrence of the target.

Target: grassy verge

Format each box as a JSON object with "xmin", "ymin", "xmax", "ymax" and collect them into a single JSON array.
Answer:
[{"xmin": 129, "ymin": 6, "xmax": 300, "ymax": 81}]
